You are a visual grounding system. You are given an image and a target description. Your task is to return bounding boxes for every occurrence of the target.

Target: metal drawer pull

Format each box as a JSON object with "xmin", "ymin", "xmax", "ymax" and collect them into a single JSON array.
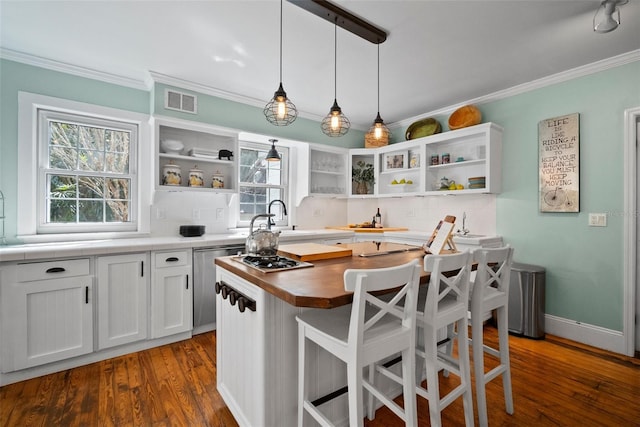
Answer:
[
  {"xmin": 215, "ymin": 281, "xmax": 256, "ymax": 313},
  {"xmin": 46, "ymin": 267, "xmax": 66, "ymax": 273},
  {"xmin": 165, "ymin": 257, "xmax": 179, "ymax": 262}
]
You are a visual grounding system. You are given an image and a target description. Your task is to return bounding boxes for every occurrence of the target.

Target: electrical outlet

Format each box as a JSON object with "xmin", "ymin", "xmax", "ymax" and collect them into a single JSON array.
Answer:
[
  {"xmin": 155, "ymin": 208, "xmax": 166, "ymax": 220},
  {"xmin": 588, "ymin": 213, "xmax": 607, "ymax": 227},
  {"xmin": 313, "ymin": 208, "xmax": 324, "ymax": 217},
  {"xmin": 216, "ymin": 208, "xmax": 224, "ymax": 220},
  {"xmin": 192, "ymin": 209, "xmax": 200, "ymax": 220}
]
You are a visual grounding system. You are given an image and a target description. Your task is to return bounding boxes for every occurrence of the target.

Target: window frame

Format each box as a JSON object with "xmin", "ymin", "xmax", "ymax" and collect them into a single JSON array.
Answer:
[
  {"xmin": 37, "ymin": 110, "xmax": 139, "ymax": 234},
  {"xmin": 17, "ymin": 92, "xmax": 151, "ymax": 242},
  {"xmin": 236, "ymin": 140, "xmax": 289, "ymax": 229}
]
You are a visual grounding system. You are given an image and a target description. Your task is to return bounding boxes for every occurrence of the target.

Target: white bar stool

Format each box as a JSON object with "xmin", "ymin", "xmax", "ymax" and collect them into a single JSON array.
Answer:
[
  {"xmin": 468, "ymin": 246, "xmax": 515, "ymax": 427},
  {"xmin": 372, "ymin": 251, "xmax": 475, "ymax": 426},
  {"xmin": 296, "ymin": 260, "xmax": 421, "ymax": 427}
]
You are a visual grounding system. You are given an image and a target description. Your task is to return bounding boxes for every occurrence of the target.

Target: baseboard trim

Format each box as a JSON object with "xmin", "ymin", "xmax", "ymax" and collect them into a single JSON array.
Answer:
[{"xmin": 544, "ymin": 314, "xmax": 625, "ymax": 355}]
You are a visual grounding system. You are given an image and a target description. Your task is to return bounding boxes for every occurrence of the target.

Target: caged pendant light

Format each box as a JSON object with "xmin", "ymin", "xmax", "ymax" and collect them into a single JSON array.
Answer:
[
  {"xmin": 264, "ymin": 0, "xmax": 298, "ymax": 126},
  {"xmin": 364, "ymin": 42, "xmax": 391, "ymax": 148},
  {"xmin": 321, "ymin": 21, "xmax": 350, "ymax": 137}
]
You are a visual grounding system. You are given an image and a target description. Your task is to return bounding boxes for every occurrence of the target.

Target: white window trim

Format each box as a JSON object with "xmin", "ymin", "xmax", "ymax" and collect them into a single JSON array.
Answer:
[
  {"xmin": 236, "ymin": 140, "xmax": 290, "ymax": 229},
  {"xmin": 17, "ymin": 92, "xmax": 152, "ymax": 243}
]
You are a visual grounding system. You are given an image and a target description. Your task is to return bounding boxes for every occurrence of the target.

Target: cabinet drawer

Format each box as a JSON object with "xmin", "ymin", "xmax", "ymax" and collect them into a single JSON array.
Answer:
[
  {"xmin": 17, "ymin": 258, "xmax": 91, "ymax": 282},
  {"xmin": 154, "ymin": 251, "xmax": 190, "ymax": 268}
]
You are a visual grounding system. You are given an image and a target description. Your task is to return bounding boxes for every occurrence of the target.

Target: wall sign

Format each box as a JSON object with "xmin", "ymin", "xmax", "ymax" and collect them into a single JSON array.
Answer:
[{"xmin": 539, "ymin": 113, "xmax": 579, "ymax": 212}]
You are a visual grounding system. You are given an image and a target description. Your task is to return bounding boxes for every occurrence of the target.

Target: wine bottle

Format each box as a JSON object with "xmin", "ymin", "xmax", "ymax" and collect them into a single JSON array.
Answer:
[{"xmin": 375, "ymin": 208, "xmax": 382, "ymax": 228}]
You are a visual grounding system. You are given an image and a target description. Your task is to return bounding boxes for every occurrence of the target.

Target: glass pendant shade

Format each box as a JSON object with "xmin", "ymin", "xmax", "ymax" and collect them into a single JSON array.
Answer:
[
  {"xmin": 266, "ymin": 139, "xmax": 281, "ymax": 162},
  {"xmin": 321, "ymin": 99, "xmax": 350, "ymax": 137},
  {"xmin": 264, "ymin": 0, "xmax": 297, "ymax": 126}
]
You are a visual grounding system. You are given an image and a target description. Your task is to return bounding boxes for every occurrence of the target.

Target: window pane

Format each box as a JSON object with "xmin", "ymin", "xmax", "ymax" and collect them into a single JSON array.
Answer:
[
  {"xmin": 49, "ymin": 199, "xmax": 76, "ymax": 223},
  {"xmin": 106, "ymin": 178, "xmax": 130, "ymax": 199},
  {"xmin": 106, "ymin": 200, "xmax": 129, "ymax": 222},
  {"xmin": 78, "ymin": 149, "xmax": 105, "ymax": 171},
  {"xmin": 105, "ymin": 152, "xmax": 129, "ymax": 173},
  {"xmin": 49, "ymin": 146, "xmax": 77, "ymax": 169},
  {"xmin": 105, "ymin": 129, "xmax": 130, "ymax": 153},
  {"xmin": 78, "ymin": 200, "xmax": 103, "ymax": 222},
  {"xmin": 78, "ymin": 125, "xmax": 105, "ymax": 151},
  {"xmin": 49, "ymin": 122, "xmax": 78, "ymax": 147},
  {"xmin": 49, "ymin": 175, "xmax": 77, "ymax": 197},
  {"xmin": 78, "ymin": 176, "xmax": 104, "ymax": 198}
]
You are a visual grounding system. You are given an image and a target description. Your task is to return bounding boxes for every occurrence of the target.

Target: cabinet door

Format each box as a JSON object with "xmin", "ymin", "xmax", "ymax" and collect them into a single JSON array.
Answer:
[
  {"xmin": 151, "ymin": 250, "xmax": 192, "ymax": 338},
  {"xmin": 96, "ymin": 253, "xmax": 148, "ymax": 349},
  {"xmin": 3, "ymin": 276, "xmax": 93, "ymax": 371}
]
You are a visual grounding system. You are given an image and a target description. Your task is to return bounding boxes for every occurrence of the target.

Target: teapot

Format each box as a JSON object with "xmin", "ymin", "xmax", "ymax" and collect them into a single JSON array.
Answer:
[{"xmin": 245, "ymin": 213, "xmax": 281, "ymax": 256}]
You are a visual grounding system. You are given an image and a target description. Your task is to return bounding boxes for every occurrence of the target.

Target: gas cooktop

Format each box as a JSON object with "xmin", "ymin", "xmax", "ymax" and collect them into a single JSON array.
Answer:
[{"xmin": 235, "ymin": 255, "xmax": 314, "ymax": 273}]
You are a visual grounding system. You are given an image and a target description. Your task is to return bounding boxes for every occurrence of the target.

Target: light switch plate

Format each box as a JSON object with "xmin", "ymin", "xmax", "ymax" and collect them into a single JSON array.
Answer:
[{"xmin": 588, "ymin": 213, "xmax": 607, "ymax": 227}]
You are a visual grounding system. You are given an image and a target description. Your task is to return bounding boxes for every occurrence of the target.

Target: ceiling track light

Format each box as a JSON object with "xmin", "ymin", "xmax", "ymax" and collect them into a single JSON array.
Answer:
[
  {"xmin": 365, "ymin": 42, "xmax": 391, "ymax": 148},
  {"xmin": 264, "ymin": 0, "xmax": 298, "ymax": 126},
  {"xmin": 321, "ymin": 21, "xmax": 350, "ymax": 137},
  {"xmin": 593, "ymin": 0, "xmax": 629, "ymax": 34}
]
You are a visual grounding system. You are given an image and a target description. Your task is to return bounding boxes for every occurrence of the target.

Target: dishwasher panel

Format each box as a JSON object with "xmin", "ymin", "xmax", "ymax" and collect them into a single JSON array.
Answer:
[{"xmin": 193, "ymin": 246, "xmax": 244, "ymax": 335}]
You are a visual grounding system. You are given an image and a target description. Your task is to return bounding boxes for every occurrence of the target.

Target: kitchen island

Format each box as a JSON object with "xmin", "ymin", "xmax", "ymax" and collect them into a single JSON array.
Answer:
[{"xmin": 214, "ymin": 242, "xmax": 428, "ymax": 427}]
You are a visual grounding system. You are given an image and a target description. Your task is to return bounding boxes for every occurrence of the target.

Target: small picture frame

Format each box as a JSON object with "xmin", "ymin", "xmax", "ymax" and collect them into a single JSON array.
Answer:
[
  {"xmin": 384, "ymin": 150, "xmax": 408, "ymax": 171},
  {"xmin": 409, "ymin": 151, "xmax": 420, "ymax": 169}
]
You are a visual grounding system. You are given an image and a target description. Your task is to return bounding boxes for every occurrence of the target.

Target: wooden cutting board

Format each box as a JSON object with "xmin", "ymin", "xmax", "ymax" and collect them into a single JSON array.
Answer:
[
  {"xmin": 326, "ymin": 226, "xmax": 409, "ymax": 233},
  {"xmin": 277, "ymin": 243, "xmax": 352, "ymax": 261}
]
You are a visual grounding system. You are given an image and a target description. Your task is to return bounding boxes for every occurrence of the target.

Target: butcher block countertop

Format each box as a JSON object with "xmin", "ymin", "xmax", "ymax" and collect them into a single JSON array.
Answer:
[
  {"xmin": 326, "ymin": 226, "xmax": 409, "ymax": 233},
  {"xmin": 215, "ymin": 242, "xmax": 428, "ymax": 309}
]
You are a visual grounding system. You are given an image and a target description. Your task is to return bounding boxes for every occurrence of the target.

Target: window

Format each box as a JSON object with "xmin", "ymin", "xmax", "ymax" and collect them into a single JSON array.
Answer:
[
  {"xmin": 17, "ymin": 92, "xmax": 151, "ymax": 240},
  {"xmin": 38, "ymin": 111, "xmax": 137, "ymax": 232},
  {"xmin": 237, "ymin": 142, "xmax": 288, "ymax": 227}
]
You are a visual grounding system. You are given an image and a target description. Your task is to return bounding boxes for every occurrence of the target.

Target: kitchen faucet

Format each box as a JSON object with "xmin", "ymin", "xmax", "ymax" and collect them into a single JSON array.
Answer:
[
  {"xmin": 458, "ymin": 211, "xmax": 470, "ymax": 235},
  {"xmin": 267, "ymin": 199, "xmax": 287, "ymax": 229}
]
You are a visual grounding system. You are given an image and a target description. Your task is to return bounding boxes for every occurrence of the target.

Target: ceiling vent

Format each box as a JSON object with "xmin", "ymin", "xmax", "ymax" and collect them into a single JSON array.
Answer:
[{"xmin": 165, "ymin": 89, "xmax": 197, "ymax": 114}]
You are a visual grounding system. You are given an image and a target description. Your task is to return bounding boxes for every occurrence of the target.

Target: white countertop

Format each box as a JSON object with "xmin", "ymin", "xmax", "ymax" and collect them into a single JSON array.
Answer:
[{"xmin": 0, "ymin": 229, "xmax": 355, "ymax": 262}]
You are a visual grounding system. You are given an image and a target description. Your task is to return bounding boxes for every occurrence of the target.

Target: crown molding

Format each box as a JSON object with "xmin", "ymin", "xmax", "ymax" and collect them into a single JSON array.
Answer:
[
  {"xmin": 389, "ymin": 49, "xmax": 640, "ymax": 130},
  {"xmin": 0, "ymin": 48, "xmax": 148, "ymax": 91}
]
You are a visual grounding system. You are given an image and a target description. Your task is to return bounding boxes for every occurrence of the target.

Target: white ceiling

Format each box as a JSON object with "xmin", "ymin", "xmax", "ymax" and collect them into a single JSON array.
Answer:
[{"xmin": 1, "ymin": 1, "xmax": 639, "ymax": 130}]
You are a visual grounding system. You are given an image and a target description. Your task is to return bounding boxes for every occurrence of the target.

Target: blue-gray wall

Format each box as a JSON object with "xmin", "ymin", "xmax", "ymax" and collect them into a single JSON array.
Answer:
[{"xmin": 2, "ymin": 57, "xmax": 639, "ymax": 332}]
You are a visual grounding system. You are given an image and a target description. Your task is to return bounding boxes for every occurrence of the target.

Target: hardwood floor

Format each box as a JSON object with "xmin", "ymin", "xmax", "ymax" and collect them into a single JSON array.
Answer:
[{"xmin": 1, "ymin": 326, "xmax": 639, "ymax": 426}]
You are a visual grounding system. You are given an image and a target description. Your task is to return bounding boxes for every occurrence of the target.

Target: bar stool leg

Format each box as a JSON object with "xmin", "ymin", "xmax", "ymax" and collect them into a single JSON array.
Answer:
[
  {"xmin": 496, "ymin": 305, "xmax": 514, "ymax": 414},
  {"xmin": 472, "ymin": 307, "xmax": 489, "ymax": 427}
]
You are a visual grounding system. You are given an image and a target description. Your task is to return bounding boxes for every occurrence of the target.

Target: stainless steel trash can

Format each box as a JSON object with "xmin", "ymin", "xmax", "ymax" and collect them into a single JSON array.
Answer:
[{"xmin": 508, "ymin": 262, "xmax": 545, "ymax": 339}]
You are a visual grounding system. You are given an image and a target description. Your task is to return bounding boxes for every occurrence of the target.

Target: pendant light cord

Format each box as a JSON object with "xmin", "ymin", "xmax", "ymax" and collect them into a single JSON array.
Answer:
[
  {"xmin": 376, "ymin": 43, "xmax": 380, "ymax": 113},
  {"xmin": 279, "ymin": 0, "xmax": 283, "ymax": 83},
  {"xmin": 333, "ymin": 20, "xmax": 337, "ymax": 100}
]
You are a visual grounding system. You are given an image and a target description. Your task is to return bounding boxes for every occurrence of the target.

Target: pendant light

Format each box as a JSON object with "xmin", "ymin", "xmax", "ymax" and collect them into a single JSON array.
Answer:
[
  {"xmin": 321, "ymin": 22, "xmax": 350, "ymax": 137},
  {"xmin": 266, "ymin": 139, "xmax": 281, "ymax": 162},
  {"xmin": 593, "ymin": 0, "xmax": 629, "ymax": 33},
  {"xmin": 364, "ymin": 42, "xmax": 391, "ymax": 146},
  {"xmin": 264, "ymin": 0, "xmax": 298, "ymax": 126}
]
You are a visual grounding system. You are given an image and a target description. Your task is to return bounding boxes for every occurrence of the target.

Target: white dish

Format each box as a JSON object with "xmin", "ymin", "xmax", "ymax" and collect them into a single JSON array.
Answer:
[{"xmin": 161, "ymin": 139, "xmax": 184, "ymax": 155}]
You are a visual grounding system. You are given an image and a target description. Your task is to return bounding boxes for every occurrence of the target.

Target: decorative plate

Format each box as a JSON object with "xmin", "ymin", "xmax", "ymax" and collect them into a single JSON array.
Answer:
[{"xmin": 405, "ymin": 118, "xmax": 442, "ymax": 140}]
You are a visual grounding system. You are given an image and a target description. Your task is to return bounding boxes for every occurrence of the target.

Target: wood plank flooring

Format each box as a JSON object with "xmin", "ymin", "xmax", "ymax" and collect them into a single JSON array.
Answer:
[{"xmin": 1, "ymin": 326, "xmax": 639, "ymax": 426}]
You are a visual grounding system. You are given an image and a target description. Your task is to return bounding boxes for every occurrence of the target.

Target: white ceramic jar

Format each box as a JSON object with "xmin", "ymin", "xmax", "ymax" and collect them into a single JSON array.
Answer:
[{"xmin": 162, "ymin": 162, "xmax": 182, "ymax": 186}]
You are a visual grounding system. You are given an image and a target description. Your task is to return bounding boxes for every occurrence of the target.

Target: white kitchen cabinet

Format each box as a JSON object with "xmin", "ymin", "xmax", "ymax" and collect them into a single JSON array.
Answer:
[
  {"xmin": 346, "ymin": 122, "xmax": 502, "ymax": 198},
  {"xmin": 151, "ymin": 249, "xmax": 192, "ymax": 338},
  {"xmin": 349, "ymin": 149, "xmax": 377, "ymax": 197},
  {"xmin": 422, "ymin": 122, "xmax": 502, "ymax": 195},
  {"xmin": 377, "ymin": 143, "xmax": 424, "ymax": 197},
  {"xmin": 1, "ymin": 259, "xmax": 93, "ymax": 372},
  {"xmin": 96, "ymin": 253, "xmax": 149, "ymax": 349},
  {"xmin": 293, "ymin": 143, "xmax": 348, "ymax": 206},
  {"xmin": 153, "ymin": 116, "xmax": 238, "ymax": 193}
]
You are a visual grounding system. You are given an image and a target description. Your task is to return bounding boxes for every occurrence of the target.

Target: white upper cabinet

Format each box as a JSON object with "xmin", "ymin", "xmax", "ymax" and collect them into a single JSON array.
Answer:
[
  {"xmin": 348, "ymin": 122, "xmax": 502, "ymax": 198},
  {"xmin": 153, "ymin": 116, "xmax": 238, "ymax": 193},
  {"xmin": 294, "ymin": 143, "xmax": 348, "ymax": 206}
]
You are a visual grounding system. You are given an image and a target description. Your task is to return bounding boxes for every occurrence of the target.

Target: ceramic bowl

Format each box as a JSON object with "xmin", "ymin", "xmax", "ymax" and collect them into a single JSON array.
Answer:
[{"xmin": 161, "ymin": 139, "xmax": 184, "ymax": 155}]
